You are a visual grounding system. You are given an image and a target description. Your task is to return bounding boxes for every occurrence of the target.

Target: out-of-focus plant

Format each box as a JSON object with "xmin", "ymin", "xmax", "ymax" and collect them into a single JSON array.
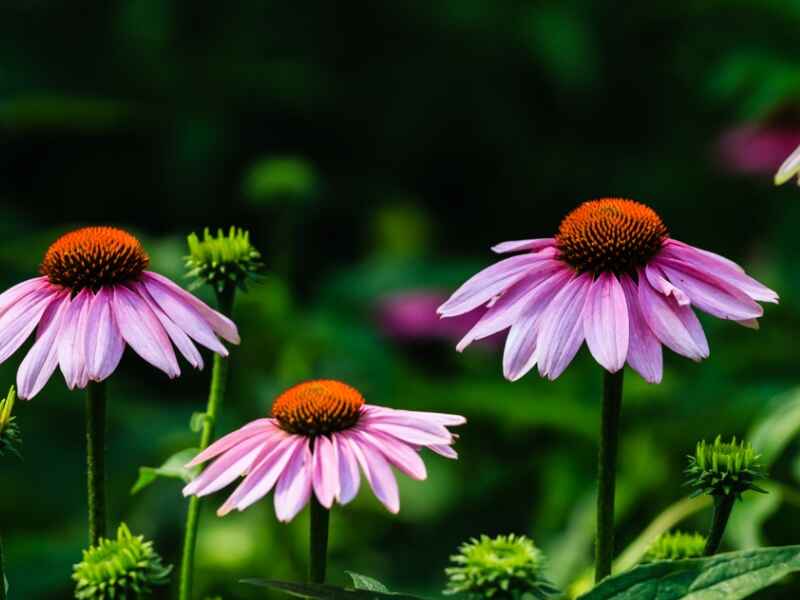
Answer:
[{"xmin": 642, "ymin": 531, "xmax": 706, "ymax": 562}]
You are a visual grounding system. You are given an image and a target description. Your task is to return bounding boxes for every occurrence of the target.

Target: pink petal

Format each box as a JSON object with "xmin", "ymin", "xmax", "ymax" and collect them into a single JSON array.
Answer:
[
  {"xmin": 534, "ymin": 273, "xmax": 592, "ymax": 380},
  {"xmin": 347, "ymin": 434, "xmax": 400, "ymax": 513},
  {"xmin": 0, "ymin": 286, "xmax": 59, "ymax": 363},
  {"xmin": 16, "ymin": 292, "xmax": 70, "ymax": 399},
  {"xmin": 362, "ymin": 405, "xmax": 466, "ymax": 427},
  {"xmin": 333, "ymin": 433, "xmax": 361, "ymax": 504},
  {"xmin": 274, "ymin": 442, "xmax": 313, "ymax": 522},
  {"xmin": 645, "ymin": 264, "xmax": 690, "ymax": 306},
  {"xmin": 583, "ymin": 272, "xmax": 629, "ymax": 373},
  {"xmin": 429, "ymin": 444, "xmax": 458, "ymax": 459},
  {"xmin": 437, "ymin": 254, "xmax": 550, "ymax": 317},
  {"xmin": 312, "ymin": 435, "xmax": 340, "ymax": 509},
  {"xmin": 112, "ymin": 285, "xmax": 180, "ymax": 378},
  {"xmin": 142, "ymin": 272, "xmax": 240, "ymax": 344},
  {"xmin": 186, "ymin": 420, "xmax": 279, "ymax": 467},
  {"xmin": 0, "ymin": 277, "xmax": 50, "ymax": 318},
  {"xmin": 491, "ymin": 238, "xmax": 556, "ymax": 254},
  {"xmin": 140, "ymin": 278, "xmax": 228, "ymax": 355},
  {"xmin": 619, "ymin": 275, "xmax": 662, "ymax": 384},
  {"xmin": 638, "ymin": 273, "xmax": 709, "ymax": 361},
  {"xmin": 354, "ymin": 430, "xmax": 427, "ymax": 480},
  {"xmin": 85, "ymin": 288, "xmax": 125, "ymax": 382},
  {"xmin": 775, "ymin": 142, "xmax": 800, "ymax": 185},
  {"xmin": 137, "ymin": 285, "xmax": 204, "ymax": 370},
  {"xmin": 364, "ymin": 422, "xmax": 453, "ymax": 446},
  {"xmin": 183, "ymin": 435, "xmax": 269, "ymax": 496},
  {"xmin": 57, "ymin": 289, "xmax": 91, "ymax": 389}
]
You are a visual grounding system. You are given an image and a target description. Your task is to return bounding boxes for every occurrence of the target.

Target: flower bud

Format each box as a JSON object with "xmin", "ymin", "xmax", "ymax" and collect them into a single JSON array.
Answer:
[
  {"xmin": 643, "ymin": 531, "xmax": 706, "ymax": 562},
  {"xmin": 0, "ymin": 386, "xmax": 21, "ymax": 458},
  {"xmin": 185, "ymin": 226, "xmax": 265, "ymax": 293},
  {"xmin": 685, "ymin": 435, "xmax": 767, "ymax": 499}
]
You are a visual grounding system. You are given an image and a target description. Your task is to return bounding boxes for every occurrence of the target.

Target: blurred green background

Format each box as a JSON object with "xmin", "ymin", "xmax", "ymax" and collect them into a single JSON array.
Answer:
[{"xmin": 2, "ymin": 1, "xmax": 800, "ymax": 598}]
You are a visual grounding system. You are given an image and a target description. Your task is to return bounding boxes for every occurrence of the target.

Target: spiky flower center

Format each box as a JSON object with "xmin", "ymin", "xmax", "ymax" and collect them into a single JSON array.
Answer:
[
  {"xmin": 555, "ymin": 198, "xmax": 668, "ymax": 274},
  {"xmin": 271, "ymin": 380, "xmax": 364, "ymax": 436},
  {"xmin": 41, "ymin": 226, "xmax": 149, "ymax": 292}
]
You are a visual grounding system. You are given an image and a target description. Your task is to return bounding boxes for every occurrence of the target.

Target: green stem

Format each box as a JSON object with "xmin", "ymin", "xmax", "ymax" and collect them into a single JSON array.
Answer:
[
  {"xmin": 178, "ymin": 286, "xmax": 235, "ymax": 600},
  {"xmin": 86, "ymin": 380, "xmax": 107, "ymax": 546},
  {"xmin": 309, "ymin": 497, "xmax": 330, "ymax": 583},
  {"xmin": 704, "ymin": 495, "xmax": 735, "ymax": 556},
  {"xmin": 0, "ymin": 533, "xmax": 7, "ymax": 600},
  {"xmin": 595, "ymin": 368, "xmax": 624, "ymax": 582}
]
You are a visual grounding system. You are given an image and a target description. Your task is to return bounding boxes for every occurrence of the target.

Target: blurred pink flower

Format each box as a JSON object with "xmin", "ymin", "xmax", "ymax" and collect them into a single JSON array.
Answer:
[
  {"xmin": 183, "ymin": 379, "xmax": 465, "ymax": 521},
  {"xmin": 717, "ymin": 125, "xmax": 800, "ymax": 175},
  {"xmin": 0, "ymin": 227, "xmax": 239, "ymax": 399},
  {"xmin": 438, "ymin": 199, "xmax": 778, "ymax": 384}
]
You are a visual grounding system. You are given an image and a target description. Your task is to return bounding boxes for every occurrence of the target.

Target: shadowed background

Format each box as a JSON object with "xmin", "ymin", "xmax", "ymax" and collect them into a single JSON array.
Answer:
[{"xmin": 1, "ymin": 1, "xmax": 800, "ymax": 598}]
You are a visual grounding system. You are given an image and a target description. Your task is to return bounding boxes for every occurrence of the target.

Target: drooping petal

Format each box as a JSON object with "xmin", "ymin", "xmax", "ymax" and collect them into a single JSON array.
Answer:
[
  {"xmin": 501, "ymin": 267, "xmax": 574, "ymax": 381},
  {"xmin": 84, "ymin": 288, "xmax": 125, "ymax": 382},
  {"xmin": 645, "ymin": 264, "xmax": 690, "ymax": 306},
  {"xmin": 491, "ymin": 238, "xmax": 556, "ymax": 254},
  {"xmin": 363, "ymin": 422, "xmax": 453, "ymax": 446},
  {"xmin": 57, "ymin": 289, "xmax": 91, "ymax": 389},
  {"xmin": 583, "ymin": 272, "xmax": 629, "ymax": 373},
  {"xmin": 112, "ymin": 285, "xmax": 180, "ymax": 378},
  {"xmin": 619, "ymin": 274, "xmax": 662, "ymax": 384},
  {"xmin": 142, "ymin": 272, "xmax": 240, "ymax": 344},
  {"xmin": 638, "ymin": 273, "xmax": 709, "ymax": 361},
  {"xmin": 16, "ymin": 292, "xmax": 70, "ymax": 399},
  {"xmin": 353, "ymin": 429, "xmax": 427, "ymax": 480},
  {"xmin": 428, "ymin": 444, "xmax": 458, "ymax": 459},
  {"xmin": 333, "ymin": 433, "xmax": 360, "ymax": 504},
  {"xmin": 347, "ymin": 434, "xmax": 400, "ymax": 513},
  {"xmin": 186, "ymin": 419, "xmax": 279, "ymax": 467},
  {"xmin": 183, "ymin": 435, "xmax": 270, "ymax": 497},
  {"xmin": 274, "ymin": 442, "xmax": 313, "ymax": 522},
  {"xmin": 0, "ymin": 277, "xmax": 50, "ymax": 318},
  {"xmin": 534, "ymin": 273, "xmax": 593, "ymax": 380},
  {"xmin": 774, "ymin": 142, "xmax": 800, "ymax": 185},
  {"xmin": 0, "ymin": 286, "xmax": 59, "ymax": 363},
  {"xmin": 312, "ymin": 435, "xmax": 340, "ymax": 508},
  {"xmin": 437, "ymin": 254, "xmax": 551, "ymax": 317},
  {"xmin": 361, "ymin": 405, "xmax": 466, "ymax": 427}
]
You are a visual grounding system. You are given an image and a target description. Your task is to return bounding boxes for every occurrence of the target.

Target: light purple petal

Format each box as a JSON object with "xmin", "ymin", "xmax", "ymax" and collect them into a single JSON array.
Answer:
[
  {"xmin": 655, "ymin": 257, "xmax": 763, "ymax": 321},
  {"xmin": 183, "ymin": 435, "xmax": 270, "ymax": 496},
  {"xmin": 437, "ymin": 254, "xmax": 551, "ymax": 317},
  {"xmin": 312, "ymin": 435, "xmax": 340, "ymax": 508},
  {"xmin": 491, "ymin": 238, "xmax": 556, "ymax": 254},
  {"xmin": 333, "ymin": 433, "xmax": 360, "ymax": 504},
  {"xmin": 428, "ymin": 444, "xmax": 458, "ymax": 459},
  {"xmin": 274, "ymin": 441, "xmax": 313, "ymax": 522},
  {"xmin": 0, "ymin": 277, "xmax": 50, "ymax": 318},
  {"xmin": 112, "ymin": 285, "xmax": 180, "ymax": 378},
  {"xmin": 142, "ymin": 272, "xmax": 240, "ymax": 344},
  {"xmin": 186, "ymin": 420, "xmax": 279, "ymax": 467},
  {"xmin": 534, "ymin": 273, "xmax": 593, "ymax": 380},
  {"xmin": 353, "ymin": 429, "xmax": 427, "ymax": 480},
  {"xmin": 141, "ymin": 277, "xmax": 228, "ymax": 355},
  {"xmin": 619, "ymin": 274, "xmax": 662, "ymax": 384},
  {"xmin": 363, "ymin": 422, "xmax": 453, "ymax": 446},
  {"xmin": 362, "ymin": 405, "xmax": 466, "ymax": 427},
  {"xmin": 136, "ymin": 284, "xmax": 204, "ymax": 370},
  {"xmin": 774, "ymin": 142, "xmax": 800, "ymax": 185},
  {"xmin": 583, "ymin": 272, "xmax": 629, "ymax": 373},
  {"xmin": 85, "ymin": 288, "xmax": 125, "ymax": 382},
  {"xmin": 57, "ymin": 289, "xmax": 92, "ymax": 389},
  {"xmin": 347, "ymin": 434, "xmax": 400, "ymax": 513},
  {"xmin": 638, "ymin": 273, "xmax": 709, "ymax": 361},
  {"xmin": 0, "ymin": 286, "xmax": 59, "ymax": 363},
  {"xmin": 16, "ymin": 292, "xmax": 70, "ymax": 399},
  {"xmin": 645, "ymin": 264, "xmax": 690, "ymax": 306}
]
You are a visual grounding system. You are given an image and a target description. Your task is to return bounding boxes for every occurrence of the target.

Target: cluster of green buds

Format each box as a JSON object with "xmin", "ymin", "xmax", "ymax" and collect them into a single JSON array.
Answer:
[
  {"xmin": 72, "ymin": 523, "xmax": 172, "ymax": 599},
  {"xmin": 685, "ymin": 435, "xmax": 767, "ymax": 499},
  {"xmin": 185, "ymin": 226, "xmax": 265, "ymax": 294},
  {"xmin": 643, "ymin": 531, "xmax": 706, "ymax": 562},
  {"xmin": 0, "ymin": 386, "xmax": 20, "ymax": 458},
  {"xmin": 444, "ymin": 534, "xmax": 558, "ymax": 600}
]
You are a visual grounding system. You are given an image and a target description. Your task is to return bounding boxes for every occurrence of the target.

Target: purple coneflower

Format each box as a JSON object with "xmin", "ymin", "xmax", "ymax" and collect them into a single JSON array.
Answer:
[
  {"xmin": 0, "ymin": 226, "xmax": 239, "ymax": 400},
  {"xmin": 438, "ymin": 198, "xmax": 777, "ymax": 384}
]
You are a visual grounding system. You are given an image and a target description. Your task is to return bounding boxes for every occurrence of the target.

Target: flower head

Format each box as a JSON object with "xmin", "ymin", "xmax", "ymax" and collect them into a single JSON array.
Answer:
[
  {"xmin": 72, "ymin": 522, "xmax": 172, "ymax": 599},
  {"xmin": 439, "ymin": 198, "xmax": 778, "ymax": 383},
  {"xmin": 444, "ymin": 534, "xmax": 557, "ymax": 600},
  {"xmin": 686, "ymin": 435, "xmax": 767, "ymax": 499},
  {"xmin": 0, "ymin": 386, "xmax": 21, "ymax": 457},
  {"xmin": 0, "ymin": 226, "xmax": 240, "ymax": 399},
  {"xmin": 185, "ymin": 226, "xmax": 265, "ymax": 293},
  {"xmin": 775, "ymin": 142, "xmax": 800, "ymax": 185},
  {"xmin": 183, "ymin": 379, "xmax": 466, "ymax": 522},
  {"xmin": 643, "ymin": 531, "xmax": 706, "ymax": 562}
]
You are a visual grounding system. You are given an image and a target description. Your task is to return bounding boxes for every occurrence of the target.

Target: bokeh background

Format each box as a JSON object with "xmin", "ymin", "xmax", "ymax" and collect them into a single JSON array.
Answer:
[{"xmin": 2, "ymin": 1, "xmax": 800, "ymax": 598}]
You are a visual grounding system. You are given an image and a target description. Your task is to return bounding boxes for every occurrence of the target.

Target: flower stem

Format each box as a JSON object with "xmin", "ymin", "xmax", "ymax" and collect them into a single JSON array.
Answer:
[
  {"xmin": 704, "ymin": 495, "xmax": 735, "ymax": 556},
  {"xmin": 595, "ymin": 368, "xmax": 624, "ymax": 582},
  {"xmin": 309, "ymin": 497, "xmax": 330, "ymax": 584},
  {"xmin": 178, "ymin": 286, "xmax": 235, "ymax": 600},
  {"xmin": 0, "ymin": 532, "xmax": 7, "ymax": 600},
  {"xmin": 86, "ymin": 380, "xmax": 107, "ymax": 546}
]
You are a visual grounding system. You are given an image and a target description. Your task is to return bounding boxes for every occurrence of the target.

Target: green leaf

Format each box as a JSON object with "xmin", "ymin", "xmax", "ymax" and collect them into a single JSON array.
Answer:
[
  {"xmin": 190, "ymin": 412, "xmax": 209, "ymax": 433},
  {"xmin": 578, "ymin": 545, "xmax": 800, "ymax": 600},
  {"xmin": 130, "ymin": 448, "xmax": 199, "ymax": 495},
  {"xmin": 241, "ymin": 579, "xmax": 427, "ymax": 600},
  {"xmin": 748, "ymin": 387, "xmax": 800, "ymax": 467},
  {"xmin": 346, "ymin": 572, "xmax": 390, "ymax": 593},
  {"xmin": 727, "ymin": 482, "xmax": 783, "ymax": 550}
]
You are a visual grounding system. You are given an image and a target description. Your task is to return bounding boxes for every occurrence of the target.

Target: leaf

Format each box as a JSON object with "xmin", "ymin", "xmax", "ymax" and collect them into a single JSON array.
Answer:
[
  {"xmin": 190, "ymin": 412, "xmax": 209, "ymax": 433},
  {"xmin": 346, "ymin": 572, "xmax": 391, "ymax": 593},
  {"xmin": 130, "ymin": 448, "xmax": 200, "ymax": 495},
  {"xmin": 241, "ymin": 579, "xmax": 427, "ymax": 600},
  {"xmin": 577, "ymin": 545, "xmax": 800, "ymax": 600},
  {"xmin": 748, "ymin": 387, "xmax": 800, "ymax": 467},
  {"xmin": 727, "ymin": 482, "xmax": 783, "ymax": 550}
]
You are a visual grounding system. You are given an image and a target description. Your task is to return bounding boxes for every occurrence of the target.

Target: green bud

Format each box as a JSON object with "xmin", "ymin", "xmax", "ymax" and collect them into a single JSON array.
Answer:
[
  {"xmin": 444, "ymin": 534, "xmax": 558, "ymax": 600},
  {"xmin": 0, "ymin": 386, "xmax": 21, "ymax": 458},
  {"xmin": 185, "ymin": 226, "xmax": 265, "ymax": 294},
  {"xmin": 685, "ymin": 435, "xmax": 767, "ymax": 500},
  {"xmin": 73, "ymin": 523, "xmax": 172, "ymax": 599},
  {"xmin": 642, "ymin": 531, "xmax": 706, "ymax": 562}
]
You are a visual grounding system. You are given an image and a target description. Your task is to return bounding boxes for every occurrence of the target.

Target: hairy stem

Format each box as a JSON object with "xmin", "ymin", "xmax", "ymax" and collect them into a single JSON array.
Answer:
[
  {"xmin": 595, "ymin": 368, "xmax": 624, "ymax": 582},
  {"xmin": 309, "ymin": 497, "xmax": 330, "ymax": 583},
  {"xmin": 178, "ymin": 286, "xmax": 235, "ymax": 600},
  {"xmin": 86, "ymin": 380, "xmax": 107, "ymax": 546},
  {"xmin": 704, "ymin": 494, "xmax": 735, "ymax": 556}
]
